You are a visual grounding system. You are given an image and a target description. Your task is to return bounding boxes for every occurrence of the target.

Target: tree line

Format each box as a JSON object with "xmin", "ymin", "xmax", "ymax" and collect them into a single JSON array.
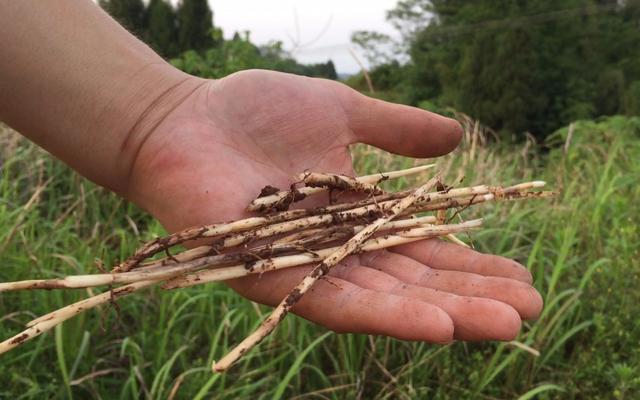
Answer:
[
  {"xmin": 99, "ymin": 0, "xmax": 337, "ymax": 79},
  {"xmin": 352, "ymin": 0, "xmax": 640, "ymax": 138}
]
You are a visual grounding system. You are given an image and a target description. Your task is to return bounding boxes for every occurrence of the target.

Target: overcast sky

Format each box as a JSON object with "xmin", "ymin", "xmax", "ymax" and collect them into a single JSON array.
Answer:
[{"xmin": 208, "ymin": 0, "xmax": 400, "ymax": 74}]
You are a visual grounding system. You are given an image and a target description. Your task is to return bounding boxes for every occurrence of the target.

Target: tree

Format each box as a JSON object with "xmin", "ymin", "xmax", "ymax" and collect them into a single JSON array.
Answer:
[
  {"xmin": 304, "ymin": 61, "xmax": 338, "ymax": 80},
  {"xmin": 625, "ymin": 81, "xmax": 640, "ymax": 115},
  {"xmin": 176, "ymin": 0, "xmax": 219, "ymax": 52},
  {"xmin": 99, "ymin": 0, "xmax": 146, "ymax": 37},
  {"xmin": 383, "ymin": 0, "xmax": 640, "ymax": 138},
  {"xmin": 319, "ymin": 60, "xmax": 338, "ymax": 80},
  {"xmin": 171, "ymin": 38, "xmax": 339, "ymax": 81},
  {"xmin": 147, "ymin": 0, "xmax": 178, "ymax": 58},
  {"xmin": 351, "ymin": 31, "xmax": 395, "ymax": 67}
]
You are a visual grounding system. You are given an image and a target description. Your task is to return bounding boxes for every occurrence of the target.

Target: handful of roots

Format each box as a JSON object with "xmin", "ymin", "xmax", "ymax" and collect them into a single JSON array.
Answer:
[{"xmin": 0, "ymin": 164, "xmax": 554, "ymax": 372}]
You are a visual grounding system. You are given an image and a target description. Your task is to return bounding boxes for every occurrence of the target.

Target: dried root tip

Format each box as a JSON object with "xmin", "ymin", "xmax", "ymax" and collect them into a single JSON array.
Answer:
[
  {"xmin": 512, "ymin": 180, "xmax": 546, "ymax": 189},
  {"xmin": 246, "ymin": 164, "xmax": 435, "ymax": 213},
  {"xmin": 491, "ymin": 181, "xmax": 547, "ymax": 198},
  {"xmin": 530, "ymin": 181, "xmax": 546, "ymax": 188}
]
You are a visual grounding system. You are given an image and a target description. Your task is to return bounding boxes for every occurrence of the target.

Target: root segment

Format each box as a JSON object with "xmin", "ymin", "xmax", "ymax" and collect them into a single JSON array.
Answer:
[
  {"xmin": 0, "ymin": 165, "xmax": 553, "ymax": 371},
  {"xmin": 246, "ymin": 164, "xmax": 436, "ymax": 213},
  {"xmin": 211, "ymin": 175, "xmax": 441, "ymax": 372}
]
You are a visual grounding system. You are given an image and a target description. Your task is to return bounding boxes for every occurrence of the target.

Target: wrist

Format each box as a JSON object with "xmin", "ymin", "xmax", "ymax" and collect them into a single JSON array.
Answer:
[{"xmin": 99, "ymin": 64, "xmax": 207, "ymax": 196}]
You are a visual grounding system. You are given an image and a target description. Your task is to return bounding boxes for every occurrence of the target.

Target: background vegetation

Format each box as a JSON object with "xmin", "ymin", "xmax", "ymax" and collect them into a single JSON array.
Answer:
[
  {"xmin": 1, "ymin": 116, "xmax": 638, "ymax": 399},
  {"xmin": 99, "ymin": 0, "xmax": 338, "ymax": 79},
  {"xmin": 1, "ymin": 0, "xmax": 639, "ymax": 398},
  {"xmin": 350, "ymin": 0, "xmax": 640, "ymax": 139}
]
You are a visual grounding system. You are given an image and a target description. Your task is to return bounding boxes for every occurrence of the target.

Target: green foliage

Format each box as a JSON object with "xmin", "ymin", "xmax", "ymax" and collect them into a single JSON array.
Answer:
[
  {"xmin": 99, "ymin": 0, "xmax": 221, "ymax": 56},
  {"xmin": 417, "ymin": 99, "xmax": 455, "ymax": 118},
  {"xmin": 625, "ymin": 81, "xmax": 640, "ymax": 115},
  {"xmin": 310, "ymin": 60, "xmax": 338, "ymax": 80},
  {"xmin": 146, "ymin": 0, "xmax": 179, "ymax": 58},
  {"xmin": 98, "ymin": 0, "xmax": 338, "ymax": 80},
  {"xmin": 386, "ymin": 0, "xmax": 433, "ymax": 42},
  {"xmin": 421, "ymin": 1, "xmax": 640, "ymax": 137},
  {"xmin": 351, "ymin": 30, "xmax": 394, "ymax": 67},
  {"xmin": 1, "ymin": 115, "xmax": 639, "ymax": 398},
  {"xmin": 99, "ymin": 0, "xmax": 146, "ymax": 37},
  {"xmin": 357, "ymin": 0, "xmax": 640, "ymax": 139},
  {"xmin": 171, "ymin": 38, "xmax": 337, "ymax": 80},
  {"xmin": 344, "ymin": 61, "xmax": 413, "ymax": 103},
  {"xmin": 176, "ymin": 0, "xmax": 219, "ymax": 52},
  {"xmin": 369, "ymin": 61, "xmax": 407, "ymax": 91}
]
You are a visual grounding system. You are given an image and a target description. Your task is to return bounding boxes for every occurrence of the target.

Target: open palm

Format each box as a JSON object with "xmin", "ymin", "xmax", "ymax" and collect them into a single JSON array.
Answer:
[{"xmin": 128, "ymin": 69, "xmax": 542, "ymax": 343}]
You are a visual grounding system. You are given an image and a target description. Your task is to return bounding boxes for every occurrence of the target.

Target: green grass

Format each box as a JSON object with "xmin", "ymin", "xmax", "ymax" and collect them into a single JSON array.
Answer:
[{"xmin": 0, "ymin": 115, "xmax": 639, "ymax": 399}]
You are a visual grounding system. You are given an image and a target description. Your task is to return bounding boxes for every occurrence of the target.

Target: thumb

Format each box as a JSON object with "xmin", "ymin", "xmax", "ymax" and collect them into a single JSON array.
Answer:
[{"xmin": 339, "ymin": 87, "xmax": 463, "ymax": 158}]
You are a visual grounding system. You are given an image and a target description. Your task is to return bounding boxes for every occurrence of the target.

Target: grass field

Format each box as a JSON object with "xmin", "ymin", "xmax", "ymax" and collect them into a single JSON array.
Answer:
[{"xmin": 0, "ymin": 115, "xmax": 638, "ymax": 399}]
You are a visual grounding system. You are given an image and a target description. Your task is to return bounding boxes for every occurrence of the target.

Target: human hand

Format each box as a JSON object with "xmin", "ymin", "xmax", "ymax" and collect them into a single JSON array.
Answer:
[
  {"xmin": 0, "ymin": 1, "xmax": 540, "ymax": 343},
  {"xmin": 126, "ymin": 69, "xmax": 542, "ymax": 343}
]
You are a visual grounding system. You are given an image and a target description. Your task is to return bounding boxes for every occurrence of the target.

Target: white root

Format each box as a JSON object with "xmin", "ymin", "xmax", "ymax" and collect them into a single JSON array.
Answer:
[
  {"xmin": 300, "ymin": 172, "xmax": 384, "ymax": 194},
  {"xmin": 61, "ymin": 191, "xmax": 549, "ymax": 291},
  {"xmin": 113, "ymin": 166, "xmax": 433, "ymax": 272},
  {"xmin": 198, "ymin": 190, "xmax": 495, "ymax": 252},
  {"xmin": 246, "ymin": 164, "xmax": 436, "ymax": 212},
  {"xmin": 0, "ymin": 281, "xmax": 156, "ymax": 355},
  {"xmin": 130, "ymin": 187, "xmax": 491, "ymax": 271},
  {"xmin": 164, "ymin": 219, "xmax": 482, "ymax": 290},
  {"xmin": 0, "ymin": 216, "xmax": 437, "ymax": 292},
  {"xmin": 211, "ymin": 175, "xmax": 441, "ymax": 372},
  {"xmin": 0, "ymin": 169, "xmax": 552, "ymax": 363},
  {"xmin": 0, "ymin": 220, "xmax": 481, "ymax": 356},
  {"xmin": 116, "ymin": 181, "xmax": 545, "ymax": 272}
]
